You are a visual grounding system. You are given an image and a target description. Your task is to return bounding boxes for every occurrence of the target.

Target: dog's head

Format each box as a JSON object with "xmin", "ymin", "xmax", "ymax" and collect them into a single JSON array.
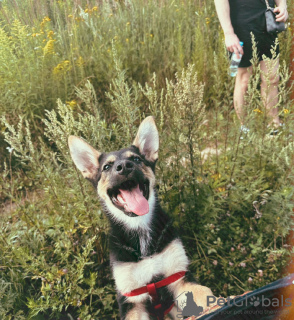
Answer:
[{"xmin": 68, "ymin": 116, "xmax": 159, "ymax": 229}]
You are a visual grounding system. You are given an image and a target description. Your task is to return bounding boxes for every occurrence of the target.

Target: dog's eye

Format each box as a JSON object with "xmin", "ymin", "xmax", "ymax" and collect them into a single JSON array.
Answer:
[
  {"xmin": 103, "ymin": 164, "xmax": 111, "ymax": 171},
  {"xmin": 133, "ymin": 156, "xmax": 141, "ymax": 163}
]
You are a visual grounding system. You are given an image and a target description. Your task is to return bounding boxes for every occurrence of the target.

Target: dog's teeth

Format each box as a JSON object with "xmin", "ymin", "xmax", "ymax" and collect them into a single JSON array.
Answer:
[{"xmin": 117, "ymin": 194, "xmax": 125, "ymax": 204}]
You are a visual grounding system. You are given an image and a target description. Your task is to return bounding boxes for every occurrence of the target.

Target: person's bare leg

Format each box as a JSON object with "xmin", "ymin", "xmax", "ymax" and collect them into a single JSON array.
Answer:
[
  {"xmin": 260, "ymin": 59, "xmax": 280, "ymax": 127},
  {"xmin": 233, "ymin": 66, "xmax": 252, "ymax": 124}
]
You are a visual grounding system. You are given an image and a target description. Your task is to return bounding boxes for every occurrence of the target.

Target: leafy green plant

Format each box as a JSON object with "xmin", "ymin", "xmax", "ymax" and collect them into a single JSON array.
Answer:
[
  {"xmin": 1, "ymin": 48, "xmax": 294, "ymax": 317},
  {"xmin": 0, "ymin": 0, "xmax": 293, "ymax": 318}
]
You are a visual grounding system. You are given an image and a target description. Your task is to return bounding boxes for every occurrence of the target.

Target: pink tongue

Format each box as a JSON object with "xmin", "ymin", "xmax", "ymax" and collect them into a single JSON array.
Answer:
[{"xmin": 119, "ymin": 184, "xmax": 149, "ymax": 216}]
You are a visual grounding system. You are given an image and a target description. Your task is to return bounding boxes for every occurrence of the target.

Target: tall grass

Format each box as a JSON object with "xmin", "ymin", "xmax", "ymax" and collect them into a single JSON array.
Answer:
[
  {"xmin": 0, "ymin": 0, "xmax": 291, "ymax": 134},
  {"xmin": 1, "ymin": 54, "xmax": 294, "ymax": 318},
  {"xmin": 0, "ymin": 0, "xmax": 293, "ymax": 318},
  {"xmin": 0, "ymin": 0, "xmax": 227, "ymax": 121}
]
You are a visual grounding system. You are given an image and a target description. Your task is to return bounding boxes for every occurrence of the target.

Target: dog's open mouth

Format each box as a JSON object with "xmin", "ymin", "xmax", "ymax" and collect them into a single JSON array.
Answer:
[{"xmin": 108, "ymin": 180, "xmax": 149, "ymax": 216}]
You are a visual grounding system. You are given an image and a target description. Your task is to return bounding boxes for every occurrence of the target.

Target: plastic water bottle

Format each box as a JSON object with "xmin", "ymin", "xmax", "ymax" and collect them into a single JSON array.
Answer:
[{"xmin": 229, "ymin": 41, "xmax": 243, "ymax": 77}]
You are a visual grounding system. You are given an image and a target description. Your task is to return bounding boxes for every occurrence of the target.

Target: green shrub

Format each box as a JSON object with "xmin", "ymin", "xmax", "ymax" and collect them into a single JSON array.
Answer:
[
  {"xmin": 0, "ymin": 0, "xmax": 291, "ymax": 119},
  {"xmin": 0, "ymin": 0, "xmax": 293, "ymax": 161},
  {"xmin": 1, "ymin": 48, "xmax": 294, "ymax": 317},
  {"xmin": 0, "ymin": 0, "xmax": 293, "ymax": 318}
]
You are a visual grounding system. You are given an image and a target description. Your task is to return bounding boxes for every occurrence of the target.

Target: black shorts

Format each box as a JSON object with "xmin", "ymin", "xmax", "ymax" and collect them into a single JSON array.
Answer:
[
  {"xmin": 236, "ymin": 30, "xmax": 279, "ymax": 68},
  {"xmin": 229, "ymin": 0, "xmax": 279, "ymax": 68}
]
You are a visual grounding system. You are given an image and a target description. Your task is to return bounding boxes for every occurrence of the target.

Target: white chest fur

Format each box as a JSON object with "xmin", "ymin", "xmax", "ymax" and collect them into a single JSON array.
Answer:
[{"xmin": 112, "ymin": 238, "xmax": 189, "ymax": 303}]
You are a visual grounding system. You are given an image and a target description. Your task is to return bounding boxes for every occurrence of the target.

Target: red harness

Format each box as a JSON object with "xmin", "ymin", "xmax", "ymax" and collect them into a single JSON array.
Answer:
[{"xmin": 123, "ymin": 271, "xmax": 186, "ymax": 320}]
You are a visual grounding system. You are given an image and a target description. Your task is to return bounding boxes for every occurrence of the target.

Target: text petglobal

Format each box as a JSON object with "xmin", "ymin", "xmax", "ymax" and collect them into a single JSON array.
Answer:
[{"xmin": 207, "ymin": 295, "xmax": 292, "ymax": 308}]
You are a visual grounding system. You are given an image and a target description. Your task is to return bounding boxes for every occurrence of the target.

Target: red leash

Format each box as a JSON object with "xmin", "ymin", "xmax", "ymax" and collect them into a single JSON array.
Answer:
[{"xmin": 123, "ymin": 271, "xmax": 186, "ymax": 319}]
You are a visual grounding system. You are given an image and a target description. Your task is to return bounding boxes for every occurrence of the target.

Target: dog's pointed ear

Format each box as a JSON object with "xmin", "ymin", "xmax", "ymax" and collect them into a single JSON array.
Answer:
[
  {"xmin": 68, "ymin": 136, "xmax": 101, "ymax": 179},
  {"xmin": 133, "ymin": 116, "xmax": 159, "ymax": 162}
]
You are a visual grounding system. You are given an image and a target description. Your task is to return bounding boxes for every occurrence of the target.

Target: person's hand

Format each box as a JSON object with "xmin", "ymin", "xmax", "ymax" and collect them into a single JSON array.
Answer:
[
  {"xmin": 225, "ymin": 33, "xmax": 243, "ymax": 59},
  {"xmin": 274, "ymin": 6, "xmax": 288, "ymax": 22}
]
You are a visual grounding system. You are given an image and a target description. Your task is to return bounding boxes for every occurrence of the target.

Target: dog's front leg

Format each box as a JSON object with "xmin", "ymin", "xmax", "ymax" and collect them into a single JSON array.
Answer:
[
  {"xmin": 125, "ymin": 305, "xmax": 150, "ymax": 320},
  {"xmin": 117, "ymin": 293, "xmax": 150, "ymax": 320}
]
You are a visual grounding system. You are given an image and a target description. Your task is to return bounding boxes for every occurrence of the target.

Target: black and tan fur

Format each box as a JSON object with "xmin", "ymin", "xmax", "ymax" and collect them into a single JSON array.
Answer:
[{"xmin": 68, "ymin": 117, "xmax": 213, "ymax": 319}]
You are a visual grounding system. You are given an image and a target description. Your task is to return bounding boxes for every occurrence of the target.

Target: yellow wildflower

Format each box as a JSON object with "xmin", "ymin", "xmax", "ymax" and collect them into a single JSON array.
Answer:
[
  {"xmin": 126, "ymin": 22, "xmax": 131, "ymax": 26},
  {"xmin": 47, "ymin": 31, "xmax": 54, "ymax": 39},
  {"xmin": 68, "ymin": 14, "xmax": 73, "ymax": 18},
  {"xmin": 75, "ymin": 17, "xmax": 85, "ymax": 22},
  {"xmin": 126, "ymin": 38, "xmax": 129, "ymax": 42},
  {"xmin": 253, "ymin": 108, "xmax": 262, "ymax": 113},
  {"xmin": 53, "ymin": 60, "xmax": 72, "ymax": 75},
  {"xmin": 40, "ymin": 16, "xmax": 51, "ymax": 31},
  {"xmin": 283, "ymin": 109, "xmax": 289, "ymax": 114},
  {"xmin": 66, "ymin": 100, "xmax": 77, "ymax": 110},
  {"xmin": 92, "ymin": 6, "xmax": 98, "ymax": 11},
  {"xmin": 150, "ymin": 34, "xmax": 154, "ymax": 38},
  {"xmin": 53, "ymin": 63, "xmax": 64, "ymax": 74},
  {"xmin": 75, "ymin": 56, "xmax": 85, "ymax": 67},
  {"xmin": 43, "ymin": 39, "xmax": 55, "ymax": 56}
]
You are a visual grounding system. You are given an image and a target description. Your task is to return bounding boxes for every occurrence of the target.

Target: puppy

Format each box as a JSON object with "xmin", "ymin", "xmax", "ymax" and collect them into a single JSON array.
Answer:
[{"xmin": 68, "ymin": 116, "xmax": 213, "ymax": 319}]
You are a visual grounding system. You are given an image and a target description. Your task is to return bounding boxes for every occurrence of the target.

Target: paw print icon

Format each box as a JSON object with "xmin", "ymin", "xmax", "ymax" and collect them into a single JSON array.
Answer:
[{"xmin": 250, "ymin": 296, "xmax": 261, "ymax": 307}]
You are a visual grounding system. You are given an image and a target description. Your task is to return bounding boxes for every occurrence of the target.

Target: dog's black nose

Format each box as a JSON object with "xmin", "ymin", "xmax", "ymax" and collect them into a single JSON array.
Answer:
[{"xmin": 116, "ymin": 160, "xmax": 134, "ymax": 175}]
